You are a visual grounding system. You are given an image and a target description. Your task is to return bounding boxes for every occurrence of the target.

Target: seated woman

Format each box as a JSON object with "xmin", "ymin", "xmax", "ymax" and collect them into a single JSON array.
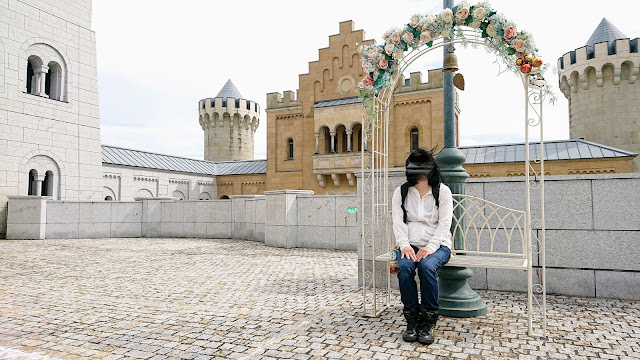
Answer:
[{"xmin": 391, "ymin": 148, "xmax": 453, "ymax": 345}]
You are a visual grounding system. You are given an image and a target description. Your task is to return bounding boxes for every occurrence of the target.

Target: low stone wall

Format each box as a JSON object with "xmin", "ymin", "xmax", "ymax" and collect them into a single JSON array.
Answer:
[
  {"xmin": 6, "ymin": 192, "xmax": 357, "ymax": 251},
  {"xmin": 357, "ymin": 170, "xmax": 640, "ymax": 300}
]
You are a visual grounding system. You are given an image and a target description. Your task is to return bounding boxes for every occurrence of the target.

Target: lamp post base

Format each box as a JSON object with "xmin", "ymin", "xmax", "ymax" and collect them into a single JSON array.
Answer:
[{"xmin": 438, "ymin": 267, "xmax": 487, "ymax": 317}]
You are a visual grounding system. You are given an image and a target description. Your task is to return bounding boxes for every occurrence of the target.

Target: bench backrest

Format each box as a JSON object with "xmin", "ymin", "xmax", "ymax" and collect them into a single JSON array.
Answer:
[{"xmin": 451, "ymin": 194, "xmax": 527, "ymax": 259}]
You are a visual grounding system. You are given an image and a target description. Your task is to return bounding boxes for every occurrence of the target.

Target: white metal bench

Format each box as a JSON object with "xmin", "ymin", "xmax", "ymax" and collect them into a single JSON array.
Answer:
[{"xmin": 375, "ymin": 194, "xmax": 535, "ymax": 330}]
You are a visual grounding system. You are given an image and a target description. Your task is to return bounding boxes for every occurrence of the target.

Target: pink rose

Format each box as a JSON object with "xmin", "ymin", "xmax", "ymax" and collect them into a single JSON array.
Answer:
[
  {"xmin": 455, "ymin": 8, "xmax": 469, "ymax": 21},
  {"xmin": 361, "ymin": 76, "xmax": 374, "ymax": 89},
  {"xmin": 390, "ymin": 32, "xmax": 401, "ymax": 44},
  {"xmin": 377, "ymin": 58, "xmax": 388, "ymax": 70},
  {"xmin": 420, "ymin": 31, "xmax": 431, "ymax": 43},
  {"xmin": 366, "ymin": 47, "xmax": 379, "ymax": 59},
  {"xmin": 401, "ymin": 32, "xmax": 414, "ymax": 44},
  {"xmin": 503, "ymin": 26, "xmax": 517, "ymax": 41},
  {"xmin": 513, "ymin": 39, "xmax": 526, "ymax": 53}
]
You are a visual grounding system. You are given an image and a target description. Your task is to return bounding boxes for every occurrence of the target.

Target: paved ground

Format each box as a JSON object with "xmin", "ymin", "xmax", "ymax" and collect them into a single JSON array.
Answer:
[{"xmin": 0, "ymin": 238, "xmax": 638, "ymax": 360}]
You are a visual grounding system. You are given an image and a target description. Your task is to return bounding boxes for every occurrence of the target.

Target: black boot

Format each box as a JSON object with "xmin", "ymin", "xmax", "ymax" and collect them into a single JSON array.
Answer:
[
  {"xmin": 401, "ymin": 308, "xmax": 420, "ymax": 342},
  {"xmin": 417, "ymin": 309, "xmax": 438, "ymax": 345}
]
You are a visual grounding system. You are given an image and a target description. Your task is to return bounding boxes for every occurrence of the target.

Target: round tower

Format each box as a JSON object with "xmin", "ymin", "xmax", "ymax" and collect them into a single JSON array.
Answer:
[
  {"xmin": 558, "ymin": 18, "xmax": 640, "ymax": 171},
  {"xmin": 198, "ymin": 80, "xmax": 260, "ymax": 161}
]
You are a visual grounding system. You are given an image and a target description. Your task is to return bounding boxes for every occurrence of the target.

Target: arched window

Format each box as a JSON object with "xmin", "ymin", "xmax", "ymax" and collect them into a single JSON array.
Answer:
[
  {"xmin": 352, "ymin": 123, "xmax": 363, "ymax": 152},
  {"xmin": 199, "ymin": 192, "xmax": 211, "ymax": 200},
  {"xmin": 287, "ymin": 138, "xmax": 294, "ymax": 159},
  {"xmin": 410, "ymin": 127, "xmax": 419, "ymax": 151},
  {"xmin": 321, "ymin": 126, "xmax": 331, "ymax": 154},
  {"xmin": 172, "ymin": 190, "xmax": 185, "ymax": 200},
  {"xmin": 46, "ymin": 62, "xmax": 63, "ymax": 101},
  {"xmin": 28, "ymin": 169, "xmax": 37, "ymax": 195},
  {"xmin": 42, "ymin": 171, "xmax": 53, "ymax": 196},
  {"xmin": 335, "ymin": 125, "xmax": 347, "ymax": 153},
  {"xmin": 104, "ymin": 196, "xmax": 113, "ymax": 201}
]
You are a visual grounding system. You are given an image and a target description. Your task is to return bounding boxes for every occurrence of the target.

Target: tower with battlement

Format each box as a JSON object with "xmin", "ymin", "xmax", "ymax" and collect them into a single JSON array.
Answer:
[
  {"xmin": 558, "ymin": 18, "xmax": 640, "ymax": 171},
  {"xmin": 198, "ymin": 80, "xmax": 260, "ymax": 162}
]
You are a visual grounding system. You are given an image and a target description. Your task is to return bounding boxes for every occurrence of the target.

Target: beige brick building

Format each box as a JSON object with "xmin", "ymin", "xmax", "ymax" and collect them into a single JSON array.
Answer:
[{"xmin": 265, "ymin": 21, "xmax": 458, "ymax": 194}]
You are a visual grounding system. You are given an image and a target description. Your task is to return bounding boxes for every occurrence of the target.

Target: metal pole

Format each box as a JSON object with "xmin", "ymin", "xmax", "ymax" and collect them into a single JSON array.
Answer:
[{"xmin": 436, "ymin": 0, "xmax": 487, "ymax": 318}]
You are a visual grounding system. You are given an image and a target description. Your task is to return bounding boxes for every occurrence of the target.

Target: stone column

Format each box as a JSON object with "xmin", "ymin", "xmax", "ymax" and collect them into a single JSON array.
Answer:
[
  {"xmin": 6, "ymin": 196, "xmax": 47, "ymax": 239},
  {"xmin": 137, "ymin": 197, "xmax": 175, "ymax": 238},
  {"xmin": 35, "ymin": 174, "xmax": 44, "ymax": 196},
  {"xmin": 314, "ymin": 133, "xmax": 320, "ymax": 154},
  {"xmin": 264, "ymin": 190, "xmax": 314, "ymax": 248},
  {"xmin": 34, "ymin": 65, "xmax": 48, "ymax": 97},
  {"xmin": 346, "ymin": 130, "xmax": 353, "ymax": 152},
  {"xmin": 330, "ymin": 132, "xmax": 336, "ymax": 153}
]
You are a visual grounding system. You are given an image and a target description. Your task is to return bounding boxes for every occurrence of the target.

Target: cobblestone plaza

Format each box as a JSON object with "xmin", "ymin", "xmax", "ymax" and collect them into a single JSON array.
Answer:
[{"xmin": 0, "ymin": 238, "xmax": 638, "ymax": 360}]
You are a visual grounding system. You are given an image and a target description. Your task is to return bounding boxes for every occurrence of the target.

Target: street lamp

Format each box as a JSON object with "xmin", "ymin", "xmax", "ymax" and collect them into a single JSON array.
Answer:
[{"xmin": 435, "ymin": 0, "xmax": 487, "ymax": 318}]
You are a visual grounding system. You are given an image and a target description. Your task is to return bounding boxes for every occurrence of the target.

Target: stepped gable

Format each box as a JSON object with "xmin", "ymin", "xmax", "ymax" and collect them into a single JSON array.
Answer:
[
  {"xmin": 586, "ymin": 18, "xmax": 627, "ymax": 47},
  {"xmin": 216, "ymin": 79, "xmax": 243, "ymax": 99}
]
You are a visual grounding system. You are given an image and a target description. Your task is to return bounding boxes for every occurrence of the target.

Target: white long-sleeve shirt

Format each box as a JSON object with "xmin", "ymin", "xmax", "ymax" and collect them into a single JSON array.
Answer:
[{"xmin": 392, "ymin": 183, "xmax": 453, "ymax": 252}]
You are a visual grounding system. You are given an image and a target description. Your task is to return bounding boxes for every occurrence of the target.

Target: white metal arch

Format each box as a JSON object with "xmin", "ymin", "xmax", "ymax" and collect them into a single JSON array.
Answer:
[{"xmin": 360, "ymin": 28, "xmax": 547, "ymax": 337}]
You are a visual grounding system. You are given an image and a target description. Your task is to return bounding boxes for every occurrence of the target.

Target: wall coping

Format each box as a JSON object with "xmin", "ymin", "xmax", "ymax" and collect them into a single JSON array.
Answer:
[{"xmin": 263, "ymin": 190, "xmax": 315, "ymax": 195}]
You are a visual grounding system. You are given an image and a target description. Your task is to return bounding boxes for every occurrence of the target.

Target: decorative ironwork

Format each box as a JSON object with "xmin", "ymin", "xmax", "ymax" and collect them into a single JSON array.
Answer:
[{"xmin": 360, "ymin": 34, "xmax": 546, "ymax": 338}]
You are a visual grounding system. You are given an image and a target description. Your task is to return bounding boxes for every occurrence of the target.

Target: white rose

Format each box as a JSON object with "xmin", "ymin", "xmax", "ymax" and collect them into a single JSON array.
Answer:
[
  {"xmin": 513, "ymin": 39, "xmax": 526, "ymax": 53},
  {"xmin": 456, "ymin": 0, "xmax": 470, "ymax": 8},
  {"xmin": 410, "ymin": 14, "xmax": 421, "ymax": 27},
  {"xmin": 384, "ymin": 43, "xmax": 395, "ymax": 55},
  {"xmin": 473, "ymin": 6, "xmax": 487, "ymax": 20},
  {"xmin": 469, "ymin": 21, "xmax": 481, "ymax": 29},
  {"xmin": 486, "ymin": 24, "xmax": 497, "ymax": 38},
  {"xmin": 441, "ymin": 8, "xmax": 453, "ymax": 24}
]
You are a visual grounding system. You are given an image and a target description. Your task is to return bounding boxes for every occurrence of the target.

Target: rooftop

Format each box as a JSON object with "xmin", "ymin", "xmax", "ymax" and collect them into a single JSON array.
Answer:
[
  {"xmin": 459, "ymin": 139, "xmax": 637, "ymax": 164},
  {"xmin": 101, "ymin": 145, "xmax": 266, "ymax": 175},
  {"xmin": 585, "ymin": 18, "xmax": 627, "ymax": 47},
  {"xmin": 216, "ymin": 79, "xmax": 243, "ymax": 99}
]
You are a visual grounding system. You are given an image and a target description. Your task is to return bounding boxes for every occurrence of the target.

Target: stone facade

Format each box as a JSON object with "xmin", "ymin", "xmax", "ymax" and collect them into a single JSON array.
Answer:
[
  {"xmin": 464, "ymin": 157, "xmax": 634, "ymax": 178},
  {"xmin": 558, "ymin": 38, "xmax": 640, "ymax": 171},
  {"xmin": 265, "ymin": 21, "xmax": 459, "ymax": 195},
  {"xmin": 102, "ymin": 164, "xmax": 217, "ymax": 201},
  {"xmin": 0, "ymin": 0, "xmax": 104, "ymax": 238}
]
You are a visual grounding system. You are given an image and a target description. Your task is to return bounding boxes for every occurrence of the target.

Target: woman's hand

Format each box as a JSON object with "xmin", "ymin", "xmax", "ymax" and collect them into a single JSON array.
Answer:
[
  {"xmin": 401, "ymin": 246, "xmax": 417, "ymax": 261},
  {"xmin": 416, "ymin": 247, "xmax": 434, "ymax": 261}
]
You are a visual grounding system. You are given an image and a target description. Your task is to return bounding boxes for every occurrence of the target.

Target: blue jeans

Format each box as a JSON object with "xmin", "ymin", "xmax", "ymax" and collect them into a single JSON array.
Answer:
[{"xmin": 397, "ymin": 245, "xmax": 451, "ymax": 312}]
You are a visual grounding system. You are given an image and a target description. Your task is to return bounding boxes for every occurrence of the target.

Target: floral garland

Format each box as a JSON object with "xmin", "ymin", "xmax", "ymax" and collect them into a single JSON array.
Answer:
[{"xmin": 357, "ymin": 0, "xmax": 544, "ymax": 108}]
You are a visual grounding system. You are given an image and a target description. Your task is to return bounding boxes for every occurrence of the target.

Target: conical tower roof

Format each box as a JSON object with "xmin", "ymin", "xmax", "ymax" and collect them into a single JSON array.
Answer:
[
  {"xmin": 216, "ymin": 79, "xmax": 243, "ymax": 99},
  {"xmin": 585, "ymin": 18, "xmax": 627, "ymax": 47}
]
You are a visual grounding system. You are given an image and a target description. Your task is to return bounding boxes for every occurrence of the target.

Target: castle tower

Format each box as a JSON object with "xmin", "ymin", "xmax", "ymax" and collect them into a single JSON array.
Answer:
[
  {"xmin": 198, "ymin": 80, "xmax": 260, "ymax": 161},
  {"xmin": 0, "ymin": 0, "xmax": 104, "ymax": 237},
  {"xmin": 558, "ymin": 18, "xmax": 640, "ymax": 171}
]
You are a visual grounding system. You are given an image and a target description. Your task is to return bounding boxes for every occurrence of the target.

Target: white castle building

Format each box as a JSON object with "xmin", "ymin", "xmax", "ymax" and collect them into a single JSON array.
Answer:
[{"xmin": 0, "ymin": 0, "xmax": 263, "ymax": 238}]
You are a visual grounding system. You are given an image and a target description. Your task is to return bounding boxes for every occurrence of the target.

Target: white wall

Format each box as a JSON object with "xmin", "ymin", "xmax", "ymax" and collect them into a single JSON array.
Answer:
[{"xmin": 102, "ymin": 164, "xmax": 217, "ymax": 202}]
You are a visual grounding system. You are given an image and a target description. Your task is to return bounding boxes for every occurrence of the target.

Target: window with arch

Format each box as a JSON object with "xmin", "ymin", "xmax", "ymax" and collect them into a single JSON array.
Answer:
[
  {"xmin": 24, "ymin": 44, "xmax": 67, "ymax": 102},
  {"xmin": 28, "ymin": 169, "xmax": 37, "ymax": 195},
  {"xmin": 104, "ymin": 196, "xmax": 113, "ymax": 201},
  {"xmin": 42, "ymin": 170, "xmax": 53, "ymax": 196},
  {"xmin": 410, "ymin": 127, "xmax": 419, "ymax": 151},
  {"xmin": 287, "ymin": 138, "xmax": 294, "ymax": 160}
]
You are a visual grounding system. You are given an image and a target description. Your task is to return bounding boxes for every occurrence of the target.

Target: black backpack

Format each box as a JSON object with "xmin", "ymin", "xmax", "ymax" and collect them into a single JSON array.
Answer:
[{"xmin": 400, "ymin": 182, "xmax": 440, "ymax": 224}]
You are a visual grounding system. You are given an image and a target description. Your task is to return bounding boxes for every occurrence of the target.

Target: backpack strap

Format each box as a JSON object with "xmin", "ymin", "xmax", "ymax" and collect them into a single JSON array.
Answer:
[
  {"xmin": 400, "ymin": 182, "xmax": 410, "ymax": 224},
  {"xmin": 432, "ymin": 182, "xmax": 441, "ymax": 208}
]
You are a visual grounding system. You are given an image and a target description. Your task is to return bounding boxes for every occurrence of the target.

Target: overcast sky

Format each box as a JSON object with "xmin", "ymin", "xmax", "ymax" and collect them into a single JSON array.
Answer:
[{"xmin": 92, "ymin": 0, "xmax": 640, "ymax": 160}]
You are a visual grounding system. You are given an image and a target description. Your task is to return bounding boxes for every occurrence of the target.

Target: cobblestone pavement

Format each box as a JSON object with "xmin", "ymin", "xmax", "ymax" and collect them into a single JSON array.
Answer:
[{"xmin": 0, "ymin": 238, "xmax": 638, "ymax": 360}]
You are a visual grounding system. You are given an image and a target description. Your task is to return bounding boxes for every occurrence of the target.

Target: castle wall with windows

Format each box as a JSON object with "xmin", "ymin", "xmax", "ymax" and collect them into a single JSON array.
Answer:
[
  {"xmin": 0, "ymin": 0, "xmax": 103, "ymax": 237},
  {"xmin": 265, "ymin": 21, "xmax": 459, "ymax": 195}
]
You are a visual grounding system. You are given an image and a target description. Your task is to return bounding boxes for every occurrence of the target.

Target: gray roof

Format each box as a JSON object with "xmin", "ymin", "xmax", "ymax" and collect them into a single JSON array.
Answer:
[
  {"xmin": 216, "ymin": 79, "xmax": 243, "ymax": 99},
  {"xmin": 586, "ymin": 18, "xmax": 627, "ymax": 47},
  {"xmin": 314, "ymin": 97, "xmax": 363, "ymax": 108},
  {"xmin": 101, "ymin": 145, "xmax": 266, "ymax": 175},
  {"xmin": 459, "ymin": 139, "xmax": 637, "ymax": 164}
]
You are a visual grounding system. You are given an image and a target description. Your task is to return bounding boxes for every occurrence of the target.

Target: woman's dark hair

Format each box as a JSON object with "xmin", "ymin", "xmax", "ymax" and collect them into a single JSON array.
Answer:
[{"xmin": 405, "ymin": 148, "xmax": 444, "ymax": 206}]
